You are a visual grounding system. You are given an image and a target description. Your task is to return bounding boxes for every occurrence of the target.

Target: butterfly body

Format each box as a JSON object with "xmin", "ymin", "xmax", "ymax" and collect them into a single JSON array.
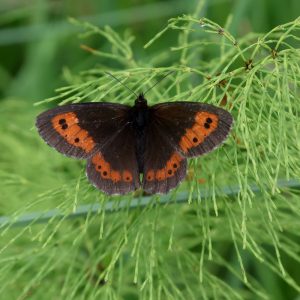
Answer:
[
  {"xmin": 36, "ymin": 93, "xmax": 233, "ymax": 195},
  {"xmin": 128, "ymin": 93, "xmax": 150, "ymax": 172}
]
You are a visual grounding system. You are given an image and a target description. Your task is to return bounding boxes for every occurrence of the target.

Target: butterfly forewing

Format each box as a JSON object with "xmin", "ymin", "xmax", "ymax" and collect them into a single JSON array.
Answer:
[
  {"xmin": 151, "ymin": 102, "xmax": 233, "ymax": 158},
  {"xmin": 36, "ymin": 103, "xmax": 130, "ymax": 159}
]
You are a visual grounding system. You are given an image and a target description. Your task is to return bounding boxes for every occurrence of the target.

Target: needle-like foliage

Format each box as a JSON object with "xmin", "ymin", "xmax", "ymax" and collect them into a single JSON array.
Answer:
[{"xmin": 0, "ymin": 7, "xmax": 300, "ymax": 300}]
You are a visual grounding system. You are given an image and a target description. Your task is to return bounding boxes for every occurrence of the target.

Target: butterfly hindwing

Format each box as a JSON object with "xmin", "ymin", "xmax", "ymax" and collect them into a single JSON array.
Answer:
[
  {"xmin": 142, "ymin": 119, "xmax": 187, "ymax": 194},
  {"xmin": 86, "ymin": 120, "xmax": 140, "ymax": 195},
  {"xmin": 151, "ymin": 102, "xmax": 233, "ymax": 157},
  {"xmin": 36, "ymin": 103, "xmax": 130, "ymax": 159}
]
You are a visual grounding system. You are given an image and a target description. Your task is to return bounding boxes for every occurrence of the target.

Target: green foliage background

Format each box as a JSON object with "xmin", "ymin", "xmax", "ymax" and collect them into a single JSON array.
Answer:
[{"xmin": 0, "ymin": 0, "xmax": 300, "ymax": 299}]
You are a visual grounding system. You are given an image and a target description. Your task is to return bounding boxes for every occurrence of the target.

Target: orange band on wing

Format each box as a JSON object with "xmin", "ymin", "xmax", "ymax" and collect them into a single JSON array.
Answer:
[
  {"xmin": 146, "ymin": 152, "xmax": 183, "ymax": 182},
  {"xmin": 179, "ymin": 112, "xmax": 219, "ymax": 153},
  {"xmin": 92, "ymin": 153, "xmax": 133, "ymax": 183},
  {"xmin": 52, "ymin": 112, "xmax": 95, "ymax": 153}
]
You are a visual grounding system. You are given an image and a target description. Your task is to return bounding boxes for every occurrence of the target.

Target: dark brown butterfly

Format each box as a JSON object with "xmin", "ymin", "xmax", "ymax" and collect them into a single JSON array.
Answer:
[{"xmin": 36, "ymin": 92, "xmax": 233, "ymax": 195}]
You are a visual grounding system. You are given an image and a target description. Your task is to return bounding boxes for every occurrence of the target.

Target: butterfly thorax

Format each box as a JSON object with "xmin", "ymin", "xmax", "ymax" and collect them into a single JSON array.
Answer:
[{"xmin": 132, "ymin": 93, "xmax": 150, "ymax": 128}]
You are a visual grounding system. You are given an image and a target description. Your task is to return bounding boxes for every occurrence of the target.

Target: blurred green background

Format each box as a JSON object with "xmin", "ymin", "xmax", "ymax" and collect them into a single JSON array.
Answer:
[
  {"xmin": 1, "ymin": 0, "xmax": 300, "ymax": 299},
  {"xmin": 1, "ymin": 0, "xmax": 299, "ymax": 101}
]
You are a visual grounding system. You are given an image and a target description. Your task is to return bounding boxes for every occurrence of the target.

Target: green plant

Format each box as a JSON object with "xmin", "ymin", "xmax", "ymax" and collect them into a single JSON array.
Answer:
[{"xmin": 0, "ymin": 5, "xmax": 300, "ymax": 299}]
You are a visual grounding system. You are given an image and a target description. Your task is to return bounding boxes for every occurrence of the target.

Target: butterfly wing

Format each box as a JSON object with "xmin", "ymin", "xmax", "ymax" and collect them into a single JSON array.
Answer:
[
  {"xmin": 142, "ymin": 119, "xmax": 187, "ymax": 194},
  {"xmin": 86, "ymin": 120, "xmax": 140, "ymax": 195},
  {"xmin": 36, "ymin": 103, "xmax": 140, "ymax": 194},
  {"xmin": 36, "ymin": 103, "xmax": 130, "ymax": 159},
  {"xmin": 150, "ymin": 102, "xmax": 233, "ymax": 157},
  {"xmin": 142, "ymin": 102, "xmax": 233, "ymax": 194}
]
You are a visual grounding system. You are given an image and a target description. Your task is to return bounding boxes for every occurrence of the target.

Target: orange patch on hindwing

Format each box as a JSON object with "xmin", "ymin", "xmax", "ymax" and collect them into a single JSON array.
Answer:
[
  {"xmin": 111, "ymin": 170, "xmax": 122, "ymax": 182},
  {"xmin": 179, "ymin": 112, "xmax": 219, "ymax": 153},
  {"xmin": 156, "ymin": 169, "xmax": 166, "ymax": 181},
  {"xmin": 146, "ymin": 170, "xmax": 155, "ymax": 181},
  {"xmin": 123, "ymin": 170, "xmax": 133, "ymax": 183},
  {"xmin": 146, "ymin": 153, "xmax": 183, "ymax": 182},
  {"xmin": 92, "ymin": 153, "xmax": 133, "ymax": 183},
  {"xmin": 52, "ymin": 112, "xmax": 95, "ymax": 153}
]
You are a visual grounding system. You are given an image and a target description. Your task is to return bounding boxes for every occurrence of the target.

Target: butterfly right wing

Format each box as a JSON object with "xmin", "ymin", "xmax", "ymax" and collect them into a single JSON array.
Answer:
[
  {"xmin": 151, "ymin": 102, "xmax": 233, "ymax": 157},
  {"xmin": 142, "ymin": 101, "xmax": 233, "ymax": 194},
  {"xmin": 142, "ymin": 119, "xmax": 187, "ymax": 194}
]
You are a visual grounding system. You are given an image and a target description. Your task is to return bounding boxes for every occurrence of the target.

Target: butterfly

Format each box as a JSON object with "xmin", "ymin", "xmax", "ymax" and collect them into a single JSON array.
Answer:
[{"xmin": 36, "ymin": 92, "xmax": 233, "ymax": 195}]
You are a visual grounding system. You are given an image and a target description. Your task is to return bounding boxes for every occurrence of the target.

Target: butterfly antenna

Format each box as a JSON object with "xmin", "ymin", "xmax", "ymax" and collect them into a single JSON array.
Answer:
[
  {"xmin": 105, "ymin": 71, "xmax": 138, "ymax": 98},
  {"xmin": 144, "ymin": 71, "xmax": 175, "ymax": 95}
]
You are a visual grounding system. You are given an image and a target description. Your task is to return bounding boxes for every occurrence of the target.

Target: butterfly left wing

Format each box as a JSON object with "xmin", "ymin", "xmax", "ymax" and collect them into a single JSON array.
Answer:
[
  {"xmin": 142, "ymin": 102, "xmax": 233, "ymax": 194},
  {"xmin": 36, "ymin": 102, "xmax": 140, "ymax": 195}
]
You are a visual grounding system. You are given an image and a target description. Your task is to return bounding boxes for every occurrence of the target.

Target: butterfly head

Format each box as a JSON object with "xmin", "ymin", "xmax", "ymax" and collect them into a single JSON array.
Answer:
[{"xmin": 135, "ymin": 93, "xmax": 148, "ymax": 108}]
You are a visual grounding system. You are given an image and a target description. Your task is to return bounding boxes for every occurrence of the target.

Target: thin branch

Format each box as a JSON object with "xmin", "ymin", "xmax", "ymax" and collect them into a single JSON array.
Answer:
[{"xmin": 0, "ymin": 179, "xmax": 298, "ymax": 229}]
